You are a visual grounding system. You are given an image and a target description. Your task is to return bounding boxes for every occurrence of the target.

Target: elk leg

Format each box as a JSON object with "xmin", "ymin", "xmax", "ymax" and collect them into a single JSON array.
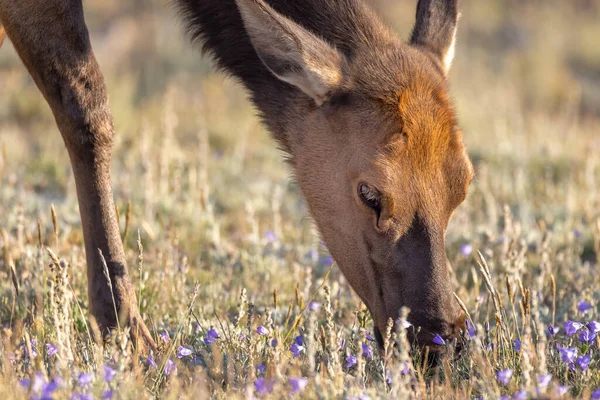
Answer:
[{"xmin": 0, "ymin": 0, "xmax": 155, "ymax": 351}]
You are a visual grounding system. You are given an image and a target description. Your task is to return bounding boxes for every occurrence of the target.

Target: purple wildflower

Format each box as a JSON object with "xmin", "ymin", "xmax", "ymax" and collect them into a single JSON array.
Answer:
[
  {"xmin": 565, "ymin": 320, "xmax": 583, "ymax": 336},
  {"xmin": 103, "ymin": 365, "xmax": 116, "ymax": 382},
  {"xmin": 400, "ymin": 361, "xmax": 411, "ymax": 376},
  {"xmin": 204, "ymin": 327, "xmax": 220, "ymax": 345},
  {"xmin": 147, "ymin": 356, "xmax": 158, "ymax": 368},
  {"xmin": 432, "ymin": 334, "xmax": 445, "ymax": 345},
  {"xmin": 308, "ymin": 301, "xmax": 321, "ymax": 312},
  {"xmin": 43, "ymin": 377, "xmax": 62, "ymax": 397},
  {"xmin": 238, "ymin": 333, "xmax": 245, "ymax": 341},
  {"xmin": 254, "ymin": 378, "xmax": 273, "ymax": 395},
  {"xmin": 513, "ymin": 389, "xmax": 527, "ymax": 400},
  {"xmin": 265, "ymin": 230, "xmax": 277, "ymax": 243},
  {"xmin": 256, "ymin": 364, "xmax": 265, "ymax": 375},
  {"xmin": 578, "ymin": 301, "xmax": 592, "ymax": 313},
  {"xmin": 103, "ymin": 390, "xmax": 114, "ymax": 399},
  {"xmin": 460, "ymin": 244, "xmax": 473, "ymax": 256},
  {"xmin": 576, "ymin": 354, "xmax": 591, "ymax": 371},
  {"xmin": 513, "ymin": 339, "xmax": 521, "ymax": 352},
  {"xmin": 323, "ymin": 256, "xmax": 334, "ymax": 266},
  {"xmin": 362, "ymin": 344, "xmax": 372, "ymax": 358},
  {"xmin": 77, "ymin": 373, "xmax": 93, "ymax": 387},
  {"xmin": 496, "ymin": 369, "xmax": 513, "ymax": 386},
  {"xmin": 346, "ymin": 354, "xmax": 357, "ymax": 368},
  {"xmin": 556, "ymin": 386, "xmax": 569, "ymax": 397},
  {"xmin": 588, "ymin": 321, "xmax": 600, "ymax": 335},
  {"xmin": 164, "ymin": 359, "xmax": 176, "ymax": 376},
  {"xmin": 548, "ymin": 324, "xmax": 558, "ymax": 336},
  {"xmin": 257, "ymin": 325, "xmax": 269, "ymax": 335},
  {"xmin": 579, "ymin": 328, "xmax": 596, "ymax": 343},
  {"xmin": 46, "ymin": 343, "xmax": 58, "ymax": 358},
  {"xmin": 558, "ymin": 347, "xmax": 577, "ymax": 363},
  {"xmin": 538, "ymin": 374, "xmax": 552, "ymax": 388},
  {"xmin": 177, "ymin": 346, "xmax": 192, "ymax": 358},
  {"xmin": 289, "ymin": 377, "xmax": 308, "ymax": 394},
  {"xmin": 466, "ymin": 320, "xmax": 476, "ymax": 338},
  {"xmin": 290, "ymin": 342, "xmax": 304, "ymax": 358},
  {"xmin": 159, "ymin": 331, "xmax": 170, "ymax": 343},
  {"xmin": 591, "ymin": 389, "xmax": 600, "ymax": 400}
]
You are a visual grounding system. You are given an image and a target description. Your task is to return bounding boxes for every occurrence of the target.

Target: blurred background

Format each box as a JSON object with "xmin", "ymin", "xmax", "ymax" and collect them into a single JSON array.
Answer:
[{"xmin": 0, "ymin": 0, "xmax": 599, "ymax": 311}]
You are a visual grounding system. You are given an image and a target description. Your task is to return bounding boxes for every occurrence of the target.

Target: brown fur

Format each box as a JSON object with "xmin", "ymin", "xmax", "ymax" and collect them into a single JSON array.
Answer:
[
  {"xmin": 0, "ymin": 0, "xmax": 154, "ymax": 351},
  {"xmin": 1, "ymin": 0, "xmax": 473, "ymax": 353}
]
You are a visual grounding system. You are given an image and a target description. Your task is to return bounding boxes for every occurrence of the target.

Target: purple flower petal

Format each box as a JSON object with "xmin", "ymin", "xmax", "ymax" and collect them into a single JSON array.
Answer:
[
  {"xmin": 256, "ymin": 364, "xmax": 265, "ymax": 375},
  {"xmin": 290, "ymin": 343, "xmax": 304, "ymax": 358},
  {"xmin": 256, "ymin": 325, "xmax": 269, "ymax": 336},
  {"xmin": 558, "ymin": 346, "xmax": 577, "ymax": 364},
  {"xmin": 591, "ymin": 389, "xmax": 600, "ymax": 400},
  {"xmin": 496, "ymin": 369, "xmax": 513, "ymax": 386},
  {"xmin": 159, "ymin": 331, "xmax": 170, "ymax": 343},
  {"xmin": 588, "ymin": 321, "xmax": 600, "ymax": 336},
  {"xmin": 103, "ymin": 365, "xmax": 116, "ymax": 382},
  {"xmin": 460, "ymin": 244, "xmax": 473, "ymax": 256},
  {"xmin": 323, "ymin": 257, "xmax": 334, "ymax": 266},
  {"xmin": 265, "ymin": 230, "xmax": 277, "ymax": 243},
  {"xmin": 548, "ymin": 324, "xmax": 559, "ymax": 336},
  {"xmin": 432, "ymin": 334, "xmax": 445, "ymax": 345},
  {"xmin": 254, "ymin": 378, "xmax": 273, "ymax": 395},
  {"xmin": 46, "ymin": 343, "xmax": 58, "ymax": 358},
  {"xmin": 346, "ymin": 354, "xmax": 357, "ymax": 368},
  {"xmin": 308, "ymin": 301, "xmax": 321, "ymax": 312},
  {"xmin": 362, "ymin": 344, "xmax": 372, "ymax": 358},
  {"xmin": 538, "ymin": 374, "xmax": 552, "ymax": 388},
  {"xmin": 177, "ymin": 346, "xmax": 192, "ymax": 358},
  {"xmin": 365, "ymin": 332, "xmax": 375, "ymax": 342},
  {"xmin": 103, "ymin": 390, "xmax": 114, "ymax": 399},
  {"xmin": 513, "ymin": 389, "xmax": 527, "ymax": 400},
  {"xmin": 400, "ymin": 361, "xmax": 411, "ymax": 376},
  {"xmin": 578, "ymin": 301, "xmax": 592, "ymax": 313},
  {"xmin": 147, "ymin": 356, "xmax": 158, "ymax": 368},
  {"xmin": 77, "ymin": 372, "xmax": 93, "ymax": 387},
  {"xmin": 204, "ymin": 327, "xmax": 220, "ymax": 345},
  {"xmin": 289, "ymin": 377, "xmax": 308, "ymax": 394},
  {"xmin": 164, "ymin": 359, "xmax": 176, "ymax": 376},
  {"xmin": 579, "ymin": 328, "xmax": 596, "ymax": 343},
  {"xmin": 556, "ymin": 385, "xmax": 569, "ymax": 397},
  {"xmin": 564, "ymin": 320, "xmax": 583, "ymax": 336},
  {"xmin": 466, "ymin": 320, "xmax": 476, "ymax": 338},
  {"xmin": 513, "ymin": 339, "xmax": 521, "ymax": 352},
  {"xmin": 576, "ymin": 354, "xmax": 591, "ymax": 371}
]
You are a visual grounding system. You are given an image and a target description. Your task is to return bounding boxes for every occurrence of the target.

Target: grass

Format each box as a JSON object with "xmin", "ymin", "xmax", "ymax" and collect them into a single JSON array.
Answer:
[{"xmin": 1, "ymin": 0, "xmax": 600, "ymax": 399}]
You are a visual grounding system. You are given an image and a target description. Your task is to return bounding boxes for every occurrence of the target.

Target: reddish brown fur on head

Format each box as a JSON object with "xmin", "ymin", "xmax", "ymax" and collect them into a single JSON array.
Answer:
[{"xmin": 179, "ymin": 0, "xmax": 473, "ymax": 351}]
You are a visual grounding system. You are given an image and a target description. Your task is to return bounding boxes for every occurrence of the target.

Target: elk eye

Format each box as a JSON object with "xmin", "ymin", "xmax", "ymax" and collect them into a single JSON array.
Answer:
[{"xmin": 358, "ymin": 183, "xmax": 381, "ymax": 211}]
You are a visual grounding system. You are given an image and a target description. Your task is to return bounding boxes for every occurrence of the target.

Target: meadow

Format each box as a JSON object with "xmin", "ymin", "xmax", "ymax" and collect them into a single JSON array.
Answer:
[{"xmin": 1, "ymin": 0, "xmax": 600, "ymax": 398}]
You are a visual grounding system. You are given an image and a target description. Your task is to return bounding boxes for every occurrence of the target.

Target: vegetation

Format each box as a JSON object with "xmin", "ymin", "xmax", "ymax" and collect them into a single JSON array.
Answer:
[{"xmin": 0, "ymin": 0, "xmax": 599, "ymax": 398}]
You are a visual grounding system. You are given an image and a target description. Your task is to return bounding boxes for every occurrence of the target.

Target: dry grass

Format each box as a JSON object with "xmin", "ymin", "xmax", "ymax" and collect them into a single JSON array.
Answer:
[{"xmin": 0, "ymin": 0, "xmax": 599, "ymax": 399}]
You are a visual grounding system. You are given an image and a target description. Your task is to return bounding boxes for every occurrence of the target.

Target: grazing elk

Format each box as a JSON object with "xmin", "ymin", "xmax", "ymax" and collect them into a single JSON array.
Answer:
[{"xmin": 0, "ymin": 0, "xmax": 473, "ymax": 354}]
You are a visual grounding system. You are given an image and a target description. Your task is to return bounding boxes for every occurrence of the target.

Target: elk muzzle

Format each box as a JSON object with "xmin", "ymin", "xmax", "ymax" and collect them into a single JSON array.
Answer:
[{"xmin": 378, "ymin": 215, "xmax": 466, "ymax": 356}]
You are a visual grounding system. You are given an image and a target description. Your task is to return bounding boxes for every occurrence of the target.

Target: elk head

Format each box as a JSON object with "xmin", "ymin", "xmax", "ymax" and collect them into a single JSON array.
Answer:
[{"xmin": 235, "ymin": 0, "xmax": 473, "ymax": 353}]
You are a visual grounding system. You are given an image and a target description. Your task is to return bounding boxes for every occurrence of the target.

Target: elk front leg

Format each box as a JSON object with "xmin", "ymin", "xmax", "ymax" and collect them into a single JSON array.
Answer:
[{"xmin": 0, "ymin": 0, "xmax": 155, "ymax": 351}]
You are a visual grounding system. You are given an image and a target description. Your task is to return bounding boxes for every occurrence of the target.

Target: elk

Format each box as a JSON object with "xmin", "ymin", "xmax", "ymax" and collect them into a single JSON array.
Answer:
[{"xmin": 0, "ymin": 0, "xmax": 473, "ymax": 354}]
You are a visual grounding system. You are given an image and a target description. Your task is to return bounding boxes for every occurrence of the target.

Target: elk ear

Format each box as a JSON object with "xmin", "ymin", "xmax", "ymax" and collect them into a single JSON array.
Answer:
[
  {"xmin": 410, "ymin": 0, "xmax": 459, "ymax": 75},
  {"xmin": 236, "ymin": 0, "xmax": 344, "ymax": 106}
]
